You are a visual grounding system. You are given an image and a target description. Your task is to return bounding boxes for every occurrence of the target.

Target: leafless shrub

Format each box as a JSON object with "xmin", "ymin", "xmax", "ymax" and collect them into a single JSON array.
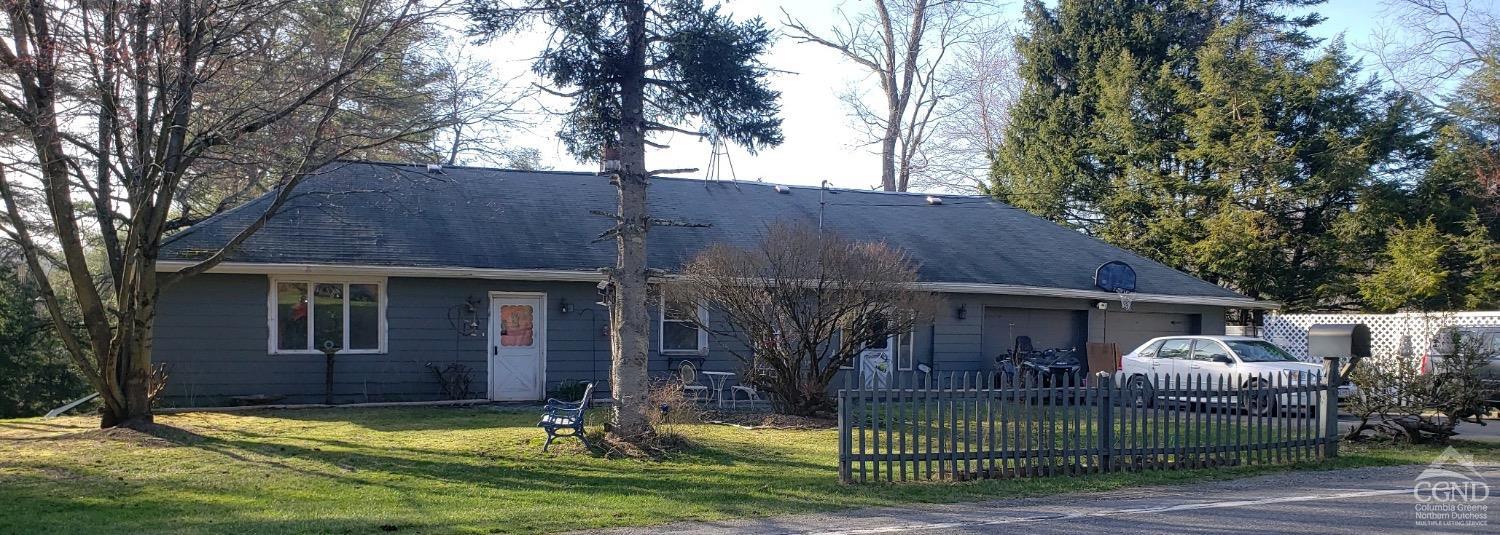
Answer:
[
  {"xmin": 646, "ymin": 377, "xmax": 706, "ymax": 438},
  {"xmin": 146, "ymin": 364, "xmax": 170, "ymax": 409},
  {"xmin": 667, "ymin": 222, "xmax": 942, "ymax": 416},
  {"xmin": 1345, "ymin": 331, "xmax": 1494, "ymax": 443}
]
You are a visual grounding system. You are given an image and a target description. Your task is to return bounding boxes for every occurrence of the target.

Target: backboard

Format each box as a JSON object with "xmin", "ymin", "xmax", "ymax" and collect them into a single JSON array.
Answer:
[{"xmin": 1094, "ymin": 261, "xmax": 1137, "ymax": 293}]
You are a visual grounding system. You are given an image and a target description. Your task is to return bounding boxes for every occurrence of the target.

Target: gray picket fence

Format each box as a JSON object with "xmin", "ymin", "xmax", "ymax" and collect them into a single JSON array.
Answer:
[{"xmin": 837, "ymin": 361, "xmax": 1341, "ymax": 483}]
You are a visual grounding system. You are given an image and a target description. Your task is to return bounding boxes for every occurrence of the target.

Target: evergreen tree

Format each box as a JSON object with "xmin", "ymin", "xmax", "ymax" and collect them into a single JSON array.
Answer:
[
  {"xmin": 987, "ymin": 0, "xmax": 1216, "ymax": 228},
  {"xmin": 0, "ymin": 265, "xmax": 86, "ymax": 418},
  {"xmin": 1456, "ymin": 213, "xmax": 1500, "ymax": 309},
  {"xmin": 990, "ymin": 0, "xmax": 1421, "ymax": 309},
  {"xmin": 465, "ymin": 0, "xmax": 782, "ymax": 437},
  {"xmin": 1360, "ymin": 220, "xmax": 1451, "ymax": 312}
]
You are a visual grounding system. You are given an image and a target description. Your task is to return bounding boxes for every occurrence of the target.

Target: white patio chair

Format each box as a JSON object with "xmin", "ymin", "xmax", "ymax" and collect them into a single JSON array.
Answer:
[
  {"xmin": 679, "ymin": 361, "xmax": 710, "ymax": 402},
  {"xmin": 730, "ymin": 382, "xmax": 761, "ymax": 408},
  {"xmin": 731, "ymin": 356, "xmax": 769, "ymax": 409}
]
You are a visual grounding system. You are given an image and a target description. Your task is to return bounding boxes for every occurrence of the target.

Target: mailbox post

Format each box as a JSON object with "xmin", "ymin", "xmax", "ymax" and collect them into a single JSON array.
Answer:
[
  {"xmin": 1305, "ymin": 323, "xmax": 1371, "ymax": 459},
  {"xmin": 1306, "ymin": 323, "xmax": 1372, "ymax": 377},
  {"xmin": 1320, "ymin": 356, "xmax": 1340, "ymax": 458}
]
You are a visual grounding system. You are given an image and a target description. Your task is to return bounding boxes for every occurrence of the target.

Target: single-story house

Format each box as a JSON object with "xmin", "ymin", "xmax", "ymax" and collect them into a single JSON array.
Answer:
[{"xmin": 153, "ymin": 161, "xmax": 1272, "ymax": 407}]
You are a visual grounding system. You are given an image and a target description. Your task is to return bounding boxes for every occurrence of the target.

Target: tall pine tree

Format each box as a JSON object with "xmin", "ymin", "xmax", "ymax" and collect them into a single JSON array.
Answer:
[
  {"xmin": 989, "ymin": 0, "xmax": 1419, "ymax": 309},
  {"xmin": 466, "ymin": 0, "xmax": 782, "ymax": 437}
]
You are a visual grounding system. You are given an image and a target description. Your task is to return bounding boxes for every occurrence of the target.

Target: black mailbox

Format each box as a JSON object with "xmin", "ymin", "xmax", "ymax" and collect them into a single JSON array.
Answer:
[{"xmin": 1306, "ymin": 323, "xmax": 1372, "ymax": 361}]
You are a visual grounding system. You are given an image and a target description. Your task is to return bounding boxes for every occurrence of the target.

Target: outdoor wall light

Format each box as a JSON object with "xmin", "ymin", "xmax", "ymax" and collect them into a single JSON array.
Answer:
[
  {"xmin": 559, "ymin": 298, "xmax": 572, "ymax": 314},
  {"xmin": 596, "ymin": 280, "xmax": 613, "ymax": 307},
  {"xmin": 954, "ymin": 304, "xmax": 967, "ymax": 320}
]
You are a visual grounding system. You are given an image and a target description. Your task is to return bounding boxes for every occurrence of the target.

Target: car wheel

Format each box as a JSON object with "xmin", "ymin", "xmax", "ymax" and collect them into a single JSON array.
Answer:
[
  {"xmin": 1243, "ymin": 380, "xmax": 1277, "ymax": 417},
  {"xmin": 1126, "ymin": 375, "xmax": 1155, "ymax": 408}
]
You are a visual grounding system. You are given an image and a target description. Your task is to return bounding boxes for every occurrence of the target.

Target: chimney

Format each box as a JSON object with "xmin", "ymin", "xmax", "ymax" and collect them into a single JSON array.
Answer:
[{"xmin": 600, "ymin": 145, "xmax": 621, "ymax": 173}]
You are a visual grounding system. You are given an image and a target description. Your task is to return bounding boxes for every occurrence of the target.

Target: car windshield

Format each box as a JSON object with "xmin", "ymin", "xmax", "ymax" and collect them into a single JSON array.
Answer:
[
  {"xmin": 1432, "ymin": 329, "xmax": 1500, "ymax": 354},
  {"xmin": 1225, "ymin": 340, "xmax": 1299, "ymax": 362}
]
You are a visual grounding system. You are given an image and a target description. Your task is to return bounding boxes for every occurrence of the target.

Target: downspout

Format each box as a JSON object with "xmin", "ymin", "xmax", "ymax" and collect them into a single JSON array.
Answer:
[
  {"xmin": 579, "ymin": 307, "xmax": 599, "ymax": 389},
  {"xmin": 927, "ymin": 322, "xmax": 935, "ymax": 369}
]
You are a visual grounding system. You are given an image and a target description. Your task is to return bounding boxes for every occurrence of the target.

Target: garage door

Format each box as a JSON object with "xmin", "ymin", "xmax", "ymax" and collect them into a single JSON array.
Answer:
[
  {"xmin": 982, "ymin": 307, "xmax": 1086, "ymax": 361},
  {"xmin": 1106, "ymin": 312, "xmax": 1197, "ymax": 354}
]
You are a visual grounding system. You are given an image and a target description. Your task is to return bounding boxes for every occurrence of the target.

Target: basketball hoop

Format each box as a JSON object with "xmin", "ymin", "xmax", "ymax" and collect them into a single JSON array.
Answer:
[{"xmin": 1096, "ymin": 261, "xmax": 1138, "ymax": 312}]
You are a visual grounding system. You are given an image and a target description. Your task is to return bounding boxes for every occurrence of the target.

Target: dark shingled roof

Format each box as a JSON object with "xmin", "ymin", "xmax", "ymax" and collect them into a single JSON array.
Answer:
[{"xmin": 161, "ymin": 161, "xmax": 1247, "ymax": 300}]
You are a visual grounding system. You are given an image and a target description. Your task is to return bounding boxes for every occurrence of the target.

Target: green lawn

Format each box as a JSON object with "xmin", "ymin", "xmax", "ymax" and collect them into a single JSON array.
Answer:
[{"xmin": 0, "ymin": 406, "xmax": 1493, "ymax": 535}]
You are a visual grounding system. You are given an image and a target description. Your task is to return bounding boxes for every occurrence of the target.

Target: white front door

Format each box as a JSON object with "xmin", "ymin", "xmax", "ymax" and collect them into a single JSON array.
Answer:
[
  {"xmin": 490, "ymin": 294, "xmax": 545, "ymax": 401},
  {"xmin": 859, "ymin": 335, "xmax": 894, "ymax": 389}
]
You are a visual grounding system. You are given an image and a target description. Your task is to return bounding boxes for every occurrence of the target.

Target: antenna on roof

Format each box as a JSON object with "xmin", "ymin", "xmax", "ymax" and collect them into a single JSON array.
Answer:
[
  {"xmin": 703, "ymin": 131, "xmax": 738, "ymax": 183},
  {"xmin": 819, "ymin": 180, "xmax": 831, "ymax": 233}
]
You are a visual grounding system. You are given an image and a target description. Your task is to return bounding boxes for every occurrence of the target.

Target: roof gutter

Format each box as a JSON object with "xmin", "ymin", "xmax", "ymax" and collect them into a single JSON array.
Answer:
[
  {"xmin": 914, "ymin": 282, "xmax": 1278, "ymax": 309},
  {"xmin": 153, "ymin": 260, "xmax": 606, "ymax": 283},
  {"xmin": 154, "ymin": 260, "xmax": 1278, "ymax": 309}
]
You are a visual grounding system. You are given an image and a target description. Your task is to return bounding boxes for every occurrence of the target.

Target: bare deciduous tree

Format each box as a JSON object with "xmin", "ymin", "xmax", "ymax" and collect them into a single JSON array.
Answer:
[
  {"xmin": 783, "ymin": 0, "xmax": 991, "ymax": 192},
  {"xmin": 0, "ymin": 0, "xmax": 444, "ymax": 427},
  {"xmin": 921, "ymin": 20, "xmax": 1019, "ymax": 192},
  {"xmin": 430, "ymin": 40, "xmax": 538, "ymax": 168},
  {"xmin": 1368, "ymin": 0, "xmax": 1499, "ymax": 106},
  {"xmin": 667, "ymin": 222, "xmax": 940, "ymax": 415}
]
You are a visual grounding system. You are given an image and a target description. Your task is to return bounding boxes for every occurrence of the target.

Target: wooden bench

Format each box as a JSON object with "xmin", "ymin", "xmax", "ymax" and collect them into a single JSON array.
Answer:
[{"xmin": 538, "ymin": 382, "xmax": 594, "ymax": 451}]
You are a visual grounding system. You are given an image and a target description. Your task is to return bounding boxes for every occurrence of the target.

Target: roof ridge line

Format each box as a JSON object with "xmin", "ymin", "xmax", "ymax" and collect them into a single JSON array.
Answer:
[
  {"xmin": 333, "ymin": 158, "xmax": 994, "ymax": 199},
  {"xmin": 336, "ymin": 159, "xmax": 600, "ymax": 177}
]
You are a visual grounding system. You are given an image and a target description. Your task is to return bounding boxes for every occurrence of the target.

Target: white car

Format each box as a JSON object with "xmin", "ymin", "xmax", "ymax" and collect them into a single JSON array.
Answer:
[{"xmin": 1119, "ymin": 335, "xmax": 1339, "ymax": 415}]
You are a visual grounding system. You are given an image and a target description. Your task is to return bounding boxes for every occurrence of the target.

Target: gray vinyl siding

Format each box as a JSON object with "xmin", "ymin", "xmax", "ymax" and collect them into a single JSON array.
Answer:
[
  {"xmin": 877, "ymin": 294, "xmax": 1226, "ymax": 384},
  {"xmin": 153, "ymin": 273, "xmax": 1228, "ymax": 407},
  {"xmin": 155, "ymin": 273, "xmax": 611, "ymax": 407}
]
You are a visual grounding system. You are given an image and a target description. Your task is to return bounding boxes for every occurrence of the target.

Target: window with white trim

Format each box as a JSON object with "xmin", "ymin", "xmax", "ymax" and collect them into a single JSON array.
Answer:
[
  {"xmin": 895, "ymin": 329, "xmax": 915, "ymax": 371},
  {"xmin": 270, "ymin": 278, "xmax": 386, "ymax": 354},
  {"xmin": 660, "ymin": 296, "xmax": 708, "ymax": 354}
]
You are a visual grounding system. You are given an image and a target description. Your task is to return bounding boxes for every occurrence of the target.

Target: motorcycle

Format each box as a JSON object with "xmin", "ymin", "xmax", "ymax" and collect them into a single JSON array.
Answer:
[{"xmin": 996, "ymin": 347, "xmax": 1083, "ymax": 386}]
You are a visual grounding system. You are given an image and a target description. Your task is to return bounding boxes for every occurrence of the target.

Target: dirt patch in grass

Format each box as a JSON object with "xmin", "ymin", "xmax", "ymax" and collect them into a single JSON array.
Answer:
[
  {"xmin": 707, "ymin": 411, "xmax": 836, "ymax": 430},
  {"xmin": 595, "ymin": 430, "xmax": 702, "ymax": 460},
  {"xmin": 1, "ymin": 421, "xmax": 206, "ymax": 449},
  {"xmin": 70, "ymin": 427, "xmax": 182, "ymax": 447}
]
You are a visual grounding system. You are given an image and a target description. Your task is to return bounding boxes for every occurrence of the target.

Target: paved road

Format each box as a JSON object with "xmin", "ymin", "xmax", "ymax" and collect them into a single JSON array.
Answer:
[{"xmin": 581, "ymin": 463, "xmax": 1498, "ymax": 535}]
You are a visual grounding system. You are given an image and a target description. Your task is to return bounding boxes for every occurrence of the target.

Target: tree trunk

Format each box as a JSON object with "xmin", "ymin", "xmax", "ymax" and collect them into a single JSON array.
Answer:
[
  {"xmin": 101, "ymin": 257, "xmax": 159, "ymax": 428},
  {"xmin": 125, "ymin": 259, "xmax": 159, "ymax": 424},
  {"xmin": 19, "ymin": 30, "xmax": 125, "ymax": 425},
  {"xmin": 881, "ymin": 117, "xmax": 900, "ymax": 191},
  {"xmin": 608, "ymin": 0, "xmax": 654, "ymax": 439}
]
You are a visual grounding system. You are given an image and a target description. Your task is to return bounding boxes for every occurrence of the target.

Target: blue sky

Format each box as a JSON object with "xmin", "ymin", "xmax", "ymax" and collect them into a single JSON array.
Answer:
[{"xmin": 476, "ymin": 0, "xmax": 1449, "ymax": 191}]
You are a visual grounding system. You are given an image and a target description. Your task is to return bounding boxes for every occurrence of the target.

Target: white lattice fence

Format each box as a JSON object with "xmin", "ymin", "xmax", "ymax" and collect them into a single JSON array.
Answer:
[{"xmin": 1262, "ymin": 311, "xmax": 1500, "ymax": 363}]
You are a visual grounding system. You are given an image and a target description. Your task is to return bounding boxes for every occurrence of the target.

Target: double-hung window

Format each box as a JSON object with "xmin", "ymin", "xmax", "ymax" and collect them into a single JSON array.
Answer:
[
  {"xmin": 659, "ymin": 296, "xmax": 708, "ymax": 354},
  {"xmin": 270, "ymin": 278, "xmax": 386, "ymax": 354},
  {"xmin": 895, "ymin": 329, "xmax": 916, "ymax": 371}
]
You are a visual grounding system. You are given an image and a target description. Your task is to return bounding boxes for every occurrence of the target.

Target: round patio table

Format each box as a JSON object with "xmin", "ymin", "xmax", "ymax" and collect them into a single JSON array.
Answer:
[{"xmin": 700, "ymin": 371, "xmax": 735, "ymax": 408}]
